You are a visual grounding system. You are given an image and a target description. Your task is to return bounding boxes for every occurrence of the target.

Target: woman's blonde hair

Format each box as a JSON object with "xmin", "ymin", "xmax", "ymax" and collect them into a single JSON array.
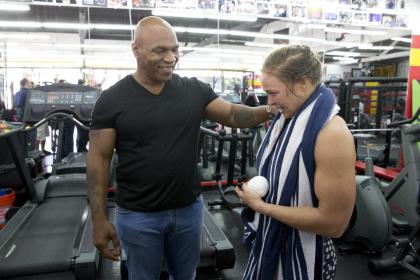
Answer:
[{"xmin": 262, "ymin": 45, "xmax": 323, "ymax": 92}]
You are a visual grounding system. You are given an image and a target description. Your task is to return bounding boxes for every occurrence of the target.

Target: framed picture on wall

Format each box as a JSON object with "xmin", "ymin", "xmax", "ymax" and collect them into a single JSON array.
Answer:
[
  {"xmin": 352, "ymin": 68, "xmax": 364, "ymax": 78},
  {"xmin": 327, "ymin": 74, "xmax": 342, "ymax": 81}
]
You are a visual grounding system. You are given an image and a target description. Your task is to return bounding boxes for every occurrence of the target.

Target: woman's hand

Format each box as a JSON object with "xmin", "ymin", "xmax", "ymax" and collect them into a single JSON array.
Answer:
[{"xmin": 235, "ymin": 182, "xmax": 266, "ymax": 213}]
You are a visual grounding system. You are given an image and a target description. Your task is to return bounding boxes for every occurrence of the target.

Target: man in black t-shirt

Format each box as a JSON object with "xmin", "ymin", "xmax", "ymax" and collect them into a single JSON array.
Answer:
[{"xmin": 87, "ymin": 16, "xmax": 274, "ymax": 279}]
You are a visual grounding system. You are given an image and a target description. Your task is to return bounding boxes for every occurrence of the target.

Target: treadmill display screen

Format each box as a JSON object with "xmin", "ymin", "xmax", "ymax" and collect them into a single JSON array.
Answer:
[
  {"xmin": 29, "ymin": 90, "xmax": 99, "ymax": 105},
  {"xmin": 83, "ymin": 91, "xmax": 99, "ymax": 104},
  {"xmin": 29, "ymin": 90, "xmax": 47, "ymax": 104},
  {"xmin": 47, "ymin": 91, "xmax": 84, "ymax": 104}
]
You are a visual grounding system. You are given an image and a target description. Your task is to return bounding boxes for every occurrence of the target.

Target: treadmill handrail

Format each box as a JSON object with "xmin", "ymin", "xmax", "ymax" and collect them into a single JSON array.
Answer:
[
  {"xmin": 0, "ymin": 112, "xmax": 89, "ymax": 140},
  {"xmin": 387, "ymin": 107, "xmax": 420, "ymax": 128}
]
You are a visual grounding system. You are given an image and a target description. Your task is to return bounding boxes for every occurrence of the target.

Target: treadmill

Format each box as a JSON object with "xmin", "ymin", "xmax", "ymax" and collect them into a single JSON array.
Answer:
[{"xmin": 0, "ymin": 84, "xmax": 101, "ymax": 279}]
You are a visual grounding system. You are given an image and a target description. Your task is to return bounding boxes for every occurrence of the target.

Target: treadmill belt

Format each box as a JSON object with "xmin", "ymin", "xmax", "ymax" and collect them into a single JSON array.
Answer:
[{"xmin": 0, "ymin": 197, "xmax": 87, "ymax": 277}]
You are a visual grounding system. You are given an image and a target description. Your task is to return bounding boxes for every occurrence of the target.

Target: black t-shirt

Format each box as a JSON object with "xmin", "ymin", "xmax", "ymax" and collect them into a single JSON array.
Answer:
[{"xmin": 90, "ymin": 74, "xmax": 218, "ymax": 211}]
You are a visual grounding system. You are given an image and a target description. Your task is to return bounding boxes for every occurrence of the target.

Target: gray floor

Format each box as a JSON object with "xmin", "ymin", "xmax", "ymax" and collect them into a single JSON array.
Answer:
[
  {"xmin": 94, "ymin": 190, "xmax": 418, "ymax": 280},
  {"xmin": 6, "ymin": 189, "xmax": 419, "ymax": 280}
]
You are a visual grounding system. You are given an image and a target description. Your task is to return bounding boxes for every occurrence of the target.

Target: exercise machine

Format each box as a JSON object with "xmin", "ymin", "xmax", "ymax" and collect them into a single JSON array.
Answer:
[
  {"xmin": 368, "ymin": 121, "xmax": 420, "ymax": 276},
  {"xmin": 22, "ymin": 85, "xmax": 235, "ymax": 277},
  {"xmin": 22, "ymin": 83, "xmax": 100, "ymax": 167},
  {"xmin": 382, "ymin": 108, "xmax": 420, "ymax": 229},
  {"xmin": 340, "ymin": 133, "xmax": 393, "ymax": 252},
  {"xmin": 200, "ymin": 126, "xmax": 255, "ymax": 208},
  {"xmin": 0, "ymin": 113, "xmax": 99, "ymax": 279},
  {"xmin": 341, "ymin": 108, "xmax": 420, "ymax": 253}
]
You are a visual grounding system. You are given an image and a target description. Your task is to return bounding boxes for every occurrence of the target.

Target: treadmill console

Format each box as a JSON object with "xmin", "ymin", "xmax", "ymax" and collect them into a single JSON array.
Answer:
[{"xmin": 23, "ymin": 84, "xmax": 100, "ymax": 124}]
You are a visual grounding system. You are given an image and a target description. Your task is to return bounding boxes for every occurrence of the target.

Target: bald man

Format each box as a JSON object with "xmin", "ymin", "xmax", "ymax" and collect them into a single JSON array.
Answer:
[{"xmin": 87, "ymin": 16, "xmax": 272, "ymax": 279}]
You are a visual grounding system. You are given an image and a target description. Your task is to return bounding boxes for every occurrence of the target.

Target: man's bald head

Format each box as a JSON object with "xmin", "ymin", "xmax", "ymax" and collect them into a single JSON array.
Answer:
[
  {"xmin": 134, "ymin": 16, "xmax": 174, "ymax": 44},
  {"xmin": 131, "ymin": 16, "xmax": 179, "ymax": 85}
]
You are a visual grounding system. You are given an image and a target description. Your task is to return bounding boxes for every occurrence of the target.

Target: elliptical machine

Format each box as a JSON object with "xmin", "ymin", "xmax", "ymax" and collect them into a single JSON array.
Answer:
[
  {"xmin": 340, "ymin": 107, "xmax": 420, "ymax": 255},
  {"xmin": 340, "ymin": 133, "xmax": 393, "ymax": 252},
  {"xmin": 368, "ymin": 118, "xmax": 420, "ymax": 276}
]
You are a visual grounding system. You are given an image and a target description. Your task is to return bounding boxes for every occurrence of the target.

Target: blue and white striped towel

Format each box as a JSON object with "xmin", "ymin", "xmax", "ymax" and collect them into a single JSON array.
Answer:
[{"xmin": 241, "ymin": 84, "xmax": 339, "ymax": 280}]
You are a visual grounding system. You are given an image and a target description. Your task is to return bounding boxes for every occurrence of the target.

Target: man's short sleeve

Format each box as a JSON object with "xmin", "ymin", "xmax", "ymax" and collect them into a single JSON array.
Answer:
[
  {"xmin": 90, "ymin": 91, "xmax": 115, "ymax": 129},
  {"xmin": 195, "ymin": 78, "xmax": 218, "ymax": 106}
]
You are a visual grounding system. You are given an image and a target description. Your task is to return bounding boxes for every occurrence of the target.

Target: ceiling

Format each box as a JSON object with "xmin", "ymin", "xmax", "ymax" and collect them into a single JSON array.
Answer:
[{"xmin": 0, "ymin": 2, "xmax": 414, "ymax": 70}]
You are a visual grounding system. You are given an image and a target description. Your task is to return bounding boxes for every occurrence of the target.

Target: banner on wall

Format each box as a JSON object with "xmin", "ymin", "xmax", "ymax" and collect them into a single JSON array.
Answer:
[{"xmin": 406, "ymin": 34, "xmax": 420, "ymax": 118}]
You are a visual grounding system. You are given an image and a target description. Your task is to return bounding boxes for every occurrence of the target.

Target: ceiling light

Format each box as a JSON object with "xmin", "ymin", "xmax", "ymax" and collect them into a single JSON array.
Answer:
[
  {"xmin": 0, "ymin": 21, "xmax": 373, "ymax": 49},
  {"xmin": 152, "ymin": 10, "xmax": 257, "ymax": 22},
  {"xmin": 244, "ymin": 42, "xmax": 287, "ymax": 48},
  {"xmin": 0, "ymin": 21, "xmax": 134, "ymax": 30},
  {"xmin": 332, "ymin": 56, "xmax": 358, "ymax": 61},
  {"xmin": 306, "ymin": 24, "xmax": 387, "ymax": 36},
  {"xmin": 181, "ymin": 47, "xmax": 268, "ymax": 56},
  {"xmin": 180, "ymin": 57, "xmax": 221, "ymax": 62},
  {"xmin": 0, "ymin": 33, "xmax": 50, "ymax": 39},
  {"xmin": 325, "ymin": 51, "xmax": 361, "ymax": 57},
  {"xmin": 391, "ymin": 37, "xmax": 412, "ymax": 43},
  {"xmin": 210, "ymin": 53, "xmax": 263, "ymax": 59},
  {"xmin": 34, "ymin": 43, "xmax": 131, "ymax": 50},
  {"xmin": 0, "ymin": 3, "xmax": 30, "ymax": 11}
]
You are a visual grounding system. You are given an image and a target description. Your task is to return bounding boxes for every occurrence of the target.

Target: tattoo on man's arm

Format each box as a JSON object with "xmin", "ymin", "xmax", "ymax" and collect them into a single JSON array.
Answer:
[{"xmin": 233, "ymin": 107, "xmax": 255, "ymax": 127}]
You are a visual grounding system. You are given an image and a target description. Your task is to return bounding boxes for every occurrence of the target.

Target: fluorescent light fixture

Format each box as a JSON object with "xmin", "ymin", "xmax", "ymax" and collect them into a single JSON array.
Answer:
[
  {"xmin": 0, "ymin": 3, "xmax": 30, "ymax": 11},
  {"xmin": 43, "ymin": 22, "xmax": 90, "ymax": 30},
  {"xmin": 91, "ymin": 24, "xmax": 134, "ymax": 30},
  {"xmin": 210, "ymin": 53, "xmax": 263, "ymax": 59},
  {"xmin": 181, "ymin": 47, "xmax": 268, "ymax": 56},
  {"xmin": 152, "ymin": 9, "xmax": 257, "ymax": 22},
  {"xmin": 306, "ymin": 24, "xmax": 387, "ymax": 36},
  {"xmin": 332, "ymin": 56, "xmax": 358, "ymax": 61},
  {"xmin": 0, "ymin": 21, "xmax": 134, "ymax": 31},
  {"xmin": 0, "ymin": 21, "xmax": 372, "ymax": 49},
  {"xmin": 180, "ymin": 57, "xmax": 221, "ymax": 62},
  {"xmin": 244, "ymin": 42, "xmax": 287, "ymax": 48},
  {"xmin": 391, "ymin": 37, "xmax": 412, "ymax": 43},
  {"xmin": 0, "ymin": 33, "xmax": 50, "ymax": 39},
  {"xmin": 338, "ymin": 59, "xmax": 358, "ymax": 65},
  {"xmin": 34, "ymin": 43, "xmax": 131, "ymax": 50},
  {"xmin": 0, "ymin": 21, "xmax": 41, "ymax": 28},
  {"xmin": 325, "ymin": 51, "xmax": 361, "ymax": 57}
]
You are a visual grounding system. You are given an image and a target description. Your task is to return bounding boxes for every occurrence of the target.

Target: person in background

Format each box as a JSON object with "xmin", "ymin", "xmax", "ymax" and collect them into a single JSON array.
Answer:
[
  {"xmin": 235, "ymin": 45, "xmax": 356, "ymax": 280},
  {"xmin": 86, "ymin": 16, "xmax": 274, "ymax": 280},
  {"xmin": 33, "ymin": 81, "xmax": 51, "ymax": 156},
  {"xmin": 57, "ymin": 79, "xmax": 75, "ymax": 158},
  {"xmin": 13, "ymin": 78, "xmax": 31, "ymax": 122},
  {"xmin": 0, "ymin": 100, "xmax": 6, "ymax": 120}
]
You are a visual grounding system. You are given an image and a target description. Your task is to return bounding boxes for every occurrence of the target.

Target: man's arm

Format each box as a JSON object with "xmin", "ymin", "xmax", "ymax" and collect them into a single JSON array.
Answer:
[
  {"xmin": 86, "ymin": 128, "xmax": 120, "ymax": 260},
  {"xmin": 235, "ymin": 116, "xmax": 356, "ymax": 238},
  {"xmin": 204, "ymin": 97, "xmax": 272, "ymax": 128}
]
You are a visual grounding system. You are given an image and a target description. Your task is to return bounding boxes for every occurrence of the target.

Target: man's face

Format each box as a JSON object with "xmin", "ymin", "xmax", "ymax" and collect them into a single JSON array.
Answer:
[
  {"xmin": 24, "ymin": 81, "xmax": 32, "ymax": 89},
  {"xmin": 133, "ymin": 26, "xmax": 179, "ymax": 84}
]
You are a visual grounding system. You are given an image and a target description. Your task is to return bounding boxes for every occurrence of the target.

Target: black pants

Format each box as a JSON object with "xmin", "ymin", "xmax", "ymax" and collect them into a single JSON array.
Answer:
[{"xmin": 77, "ymin": 127, "xmax": 89, "ymax": 152}]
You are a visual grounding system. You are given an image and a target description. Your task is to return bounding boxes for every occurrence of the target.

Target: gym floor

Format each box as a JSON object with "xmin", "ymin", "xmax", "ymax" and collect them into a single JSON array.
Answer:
[
  {"xmin": 95, "ymin": 190, "xmax": 418, "ymax": 280},
  {"xmin": 31, "ymin": 153, "xmax": 417, "ymax": 280}
]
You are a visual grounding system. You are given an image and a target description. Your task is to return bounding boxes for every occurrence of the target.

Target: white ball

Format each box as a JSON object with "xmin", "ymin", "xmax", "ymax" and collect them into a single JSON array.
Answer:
[{"xmin": 247, "ymin": 176, "xmax": 269, "ymax": 197}]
